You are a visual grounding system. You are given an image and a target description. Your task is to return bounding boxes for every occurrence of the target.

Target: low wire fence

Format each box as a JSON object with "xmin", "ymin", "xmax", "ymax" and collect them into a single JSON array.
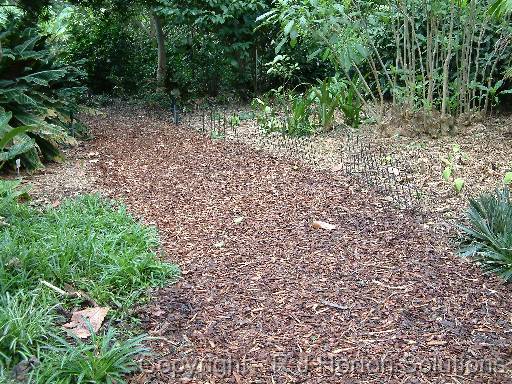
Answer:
[{"xmin": 171, "ymin": 104, "xmax": 428, "ymax": 211}]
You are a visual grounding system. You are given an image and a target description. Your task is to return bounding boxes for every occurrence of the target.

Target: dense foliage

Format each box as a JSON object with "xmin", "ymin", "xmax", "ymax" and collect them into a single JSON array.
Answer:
[
  {"xmin": 42, "ymin": 0, "xmax": 332, "ymax": 100},
  {"xmin": 0, "ymin": 25, "xmax": 85, "ymax": 171},
  {"xmin": 262, "ymin": 0, "xmax": 512, "ymax": 129},
  {"xmin": 64, "ymin": 7, "xmax": 155, "ymax": 95}
]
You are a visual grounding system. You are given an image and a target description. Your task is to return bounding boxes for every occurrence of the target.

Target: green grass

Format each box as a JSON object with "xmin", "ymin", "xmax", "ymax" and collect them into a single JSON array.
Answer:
[
  {"xmin": 1, "ymin": 193, "xmax": 179, "ymax": 306},
  {"xmin": 0, "ymin": 181, "xmax": 179, "ymax": 381},
  {"xmin": 0, "ymin": 290, "xmax": 58, "ymax": 367},
  {"xmin": 33, "ymin": 328, "xmax": 150, "ymax": 384}
]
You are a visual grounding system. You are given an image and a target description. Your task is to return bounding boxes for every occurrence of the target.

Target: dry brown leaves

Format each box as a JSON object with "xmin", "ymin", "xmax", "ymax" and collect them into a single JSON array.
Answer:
[{"xmin": 63, "ymin": 307, "xmax": 109, "ymax": 339}]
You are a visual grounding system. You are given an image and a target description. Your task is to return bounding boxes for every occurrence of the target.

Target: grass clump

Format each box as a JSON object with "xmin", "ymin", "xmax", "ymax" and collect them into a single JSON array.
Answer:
[
  {"xmin": 33, "ymin": 329, "xmax": 150, "ymax": 384},
  {"xmin": 458, "ymin": 187, "xmax": 512, "ymax": 281},
  {"xmin": 0, "ymin": 291, "xmax": 57, "ymax": 368},
  {"xmin": 0, "ymin": 180, "xmax": 179, "ymax": 381},
  {"xmin": 1, "ymin": 193, "xmax": 179, "ymax": 306}
]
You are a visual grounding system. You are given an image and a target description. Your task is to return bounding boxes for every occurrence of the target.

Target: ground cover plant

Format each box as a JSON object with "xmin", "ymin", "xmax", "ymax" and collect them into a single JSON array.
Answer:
[{"xmin": 0, "ymin": 180, "xmax": 179, "ymax": 382}]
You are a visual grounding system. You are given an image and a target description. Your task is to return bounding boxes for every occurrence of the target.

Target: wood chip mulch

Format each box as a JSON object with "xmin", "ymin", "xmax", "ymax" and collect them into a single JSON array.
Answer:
[{"xmin": 82, "ymin": 107, "xmax": 512, "ymax": 383}]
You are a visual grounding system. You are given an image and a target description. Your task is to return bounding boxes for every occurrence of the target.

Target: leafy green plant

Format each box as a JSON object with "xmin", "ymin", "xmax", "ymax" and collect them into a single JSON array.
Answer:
[
  {"xmin": 229, "ymin": 114, "xmax": 241, "ymax": 127},
  {"xmin": 263, "ymin": 54, "xmax": 301, "ymax": 85},
  {"xmin": 339, "ymin": 81, "xmax": 362, "ymax": 129},
  {"xmin": 253, "ymin": 97, "xmax": 285, "ymax": 134},
  {"xmin": 458, "ymin": 188, "xmax": 512, "ymax": 281},
  {"xmin": 33, "ymin": 328, "xmax": 150, "ymax": 384},
  {"xmin": 0, "ymin": 27, "xmax": 86, "ymax": 170},
  {"xmin": 441, "ymin": 144, "xmax": 467, "ymax": 193},
  {"xmin": 286, "ymin": 94, "xmax": 314, "ymax": 136},
  {"xmin": 504, "ymin": 171, "xmax": 512, "ymax": 185},
  {"xmin": 453, "ymin": 178, "xmax": 465, "ymax": 193},
  {"xmin": 310, "ymin": 78, "xmax": 341, "ymax": 131},
  {"xmin": 210, "ymin": 130, "xmax": 226, "ymax": 140},
  {"xmin": 0, "ymin": 110, "xmax": 34, "ymax": 169}
]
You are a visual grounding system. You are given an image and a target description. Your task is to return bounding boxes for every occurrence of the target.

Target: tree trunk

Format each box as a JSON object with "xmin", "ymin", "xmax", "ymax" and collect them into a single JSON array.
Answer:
[{"xmin": 151, "ymin": 10, "xmax": 167, "ymax": 92}]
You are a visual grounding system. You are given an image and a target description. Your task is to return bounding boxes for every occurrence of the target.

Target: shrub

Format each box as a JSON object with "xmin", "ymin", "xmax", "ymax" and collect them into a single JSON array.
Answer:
[
  {"xmin": 458, "ymin": 188, "xmax": 512, "ymax": 281},
  {"xmin": 0, "ymin": 27, "xmax": 86, "ymax": 170}
]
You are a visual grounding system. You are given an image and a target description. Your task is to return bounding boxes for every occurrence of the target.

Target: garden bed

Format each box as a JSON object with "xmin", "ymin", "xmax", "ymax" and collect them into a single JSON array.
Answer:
[{"xmin": 76, "ymin": 105, "xmax": 512, "ymax": 383}]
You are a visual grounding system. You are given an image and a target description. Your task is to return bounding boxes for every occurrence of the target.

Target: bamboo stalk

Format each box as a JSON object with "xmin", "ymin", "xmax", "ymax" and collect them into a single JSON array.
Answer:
[{"xmin": 441, "ymin": 2, "xmax": 455, "ymax": 117}]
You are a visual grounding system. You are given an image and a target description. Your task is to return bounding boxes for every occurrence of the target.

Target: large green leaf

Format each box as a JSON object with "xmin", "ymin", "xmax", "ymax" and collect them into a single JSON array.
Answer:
[
  {"xmin": 0, "ymin": 136, "xmax": 35, "ymax": 162},
  {"xmin": 0, "ymin": 110, "xmax": 12, "ymax": 130},
  {"xmin": 20, "ymin": 70, "xmax": 67, "ymax": 87},
  {"xmin": 0, "ymin": 27, "xmax": 85, "ymax": 171},
  {"xmin": 0, "ymin": 125, "xmax": 33, "ymax": 150},
  {"xmin": 0, "ymin": 88, "xmax": 38, "ymax": 107},
  {"xmin": 489, "ymin": 0, "xmax": 512, "ymax": 17},
  {"xmin": 14, "ymin": 31, "xmax": 41, "ymax": 54}
]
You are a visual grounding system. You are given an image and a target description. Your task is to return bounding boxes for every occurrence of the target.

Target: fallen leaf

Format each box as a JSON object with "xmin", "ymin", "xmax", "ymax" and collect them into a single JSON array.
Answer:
[
  {"xmin": 214, "ymin": 241, "xmax": 225, "ymax": 248},
  {"xmin": 12, "ymin": 357, "xmax": 39, "ymax": 382},
  {"xmin": 51, "ymin": 200, "xmax": 61, "ymax": 208},
  {"xmin": 312, "ymin": 220, "xmax": 336, "ymax": 230},
  {"xmin": 233, "ymin": 216, "xmax": 244, "ymax": 224},
  {"xmin": 63, "ymin": 307, "xmax": 109, "ymax": 338},
  {"xmin": 332, "ymin": 347, "xmax": 355, "ymax": 354},
  {"xmin": 387, "ymin": 166, "xmax": 400, "ymax": 176}
]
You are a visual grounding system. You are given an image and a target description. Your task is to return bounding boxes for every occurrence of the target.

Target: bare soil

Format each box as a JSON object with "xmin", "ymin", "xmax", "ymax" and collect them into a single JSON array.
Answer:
[{"xmin": 18, "ymin": 145, "xmax": 100, "ymax": 206}]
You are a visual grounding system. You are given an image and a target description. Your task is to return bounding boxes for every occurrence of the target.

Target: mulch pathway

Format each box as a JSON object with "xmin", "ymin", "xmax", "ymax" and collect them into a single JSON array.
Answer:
[{"xmin": 83, "ymin": 106, "xmax": 512, "ymax": 383}]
